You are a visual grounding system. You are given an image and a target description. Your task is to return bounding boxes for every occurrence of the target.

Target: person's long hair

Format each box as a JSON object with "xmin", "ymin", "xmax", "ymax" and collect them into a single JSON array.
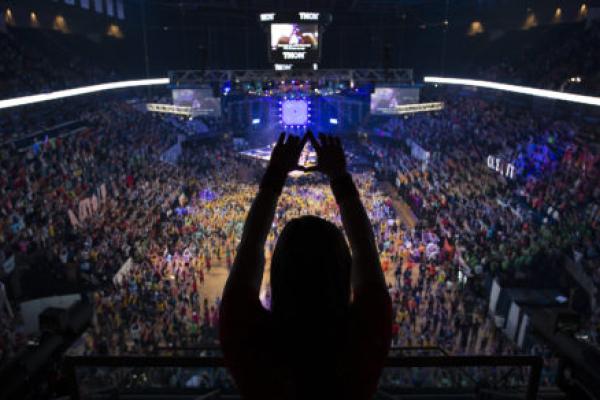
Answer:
[{"xmin": 270, "ymin": 216, "xmax": 352, "ymax": 392}]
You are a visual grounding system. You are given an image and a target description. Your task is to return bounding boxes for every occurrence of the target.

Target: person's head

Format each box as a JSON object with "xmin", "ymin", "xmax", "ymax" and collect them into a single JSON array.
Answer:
[{"xmin": 270, "ymin": 216, "xmax": 351, "ymax": 346}]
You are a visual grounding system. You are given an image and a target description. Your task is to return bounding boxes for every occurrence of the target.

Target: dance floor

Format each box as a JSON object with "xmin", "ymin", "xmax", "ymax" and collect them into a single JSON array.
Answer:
[{"xmin": 240, "ymin": 142, "xmax": 318, "ymax": 176}]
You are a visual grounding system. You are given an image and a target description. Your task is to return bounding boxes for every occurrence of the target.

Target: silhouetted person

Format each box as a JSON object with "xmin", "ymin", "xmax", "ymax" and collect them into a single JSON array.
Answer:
[{"xmin": 220, "ymin": 132, "xmax": 392, "ymax": 400}]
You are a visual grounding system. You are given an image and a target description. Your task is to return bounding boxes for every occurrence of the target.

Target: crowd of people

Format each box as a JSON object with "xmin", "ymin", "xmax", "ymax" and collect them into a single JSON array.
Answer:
[
  {"xmin": 0, "ymin": 101, "xmax": 178, "ymax": 364},
  {"xmin": 0, "ymin": 17, "xmax": 598, "ymax": 397},
  {"xmin": 0, "ymin": 29, "xmax": 112, "ymax": 98},
  {"xmin": 73, "ymin": 146, "xmax": 400, "ymax": 356},
  {"xmin": 476, "ymin": 20, "xmax": 600, "ymax": 94},
  {"xmin": 2, "ymin": 94, "xmax": 596, "ymax": 385},
  {"xmin": 371, "ymin": 96, "xmax": 599, "ymax": 349}
]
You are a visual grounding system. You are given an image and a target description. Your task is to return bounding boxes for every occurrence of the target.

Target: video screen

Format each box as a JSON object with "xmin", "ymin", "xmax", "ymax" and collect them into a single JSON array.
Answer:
[
  {"xmin": 270, "ymin": 23, "xmax": 319, "ymax": 63},
  {"xmin": 370, "ymin": 87, "xmax": 420, "ymax": 114},
  {"xmin": 281, "ymin": 99, "xmax": 309, "ymax": 126},
  {"xmin": 172, "ymin": 89, "xmax": 221, "ymax": 116}
]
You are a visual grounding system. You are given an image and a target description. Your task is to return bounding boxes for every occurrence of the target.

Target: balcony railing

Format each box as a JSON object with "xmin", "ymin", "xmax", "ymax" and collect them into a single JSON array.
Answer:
[{"xmin": 64, "ymin": 347, "xmax": 542, "ymax": 400}]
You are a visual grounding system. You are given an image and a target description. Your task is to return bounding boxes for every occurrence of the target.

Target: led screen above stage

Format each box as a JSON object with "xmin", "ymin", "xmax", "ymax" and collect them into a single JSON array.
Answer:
[
  {"xmin": 172, "ymin": 89, "xmax": 221, "ymax": 116},
  {"xmin": 370, "ymin": 87, "xmax": 420, "ymax": 115},
  {"xmin": 270, "ymin": 23, "xmax": 319, "ymax": 63},
  {"xmin": 281, "ymin": 99, "xmax": 309, "ymax": 127}
]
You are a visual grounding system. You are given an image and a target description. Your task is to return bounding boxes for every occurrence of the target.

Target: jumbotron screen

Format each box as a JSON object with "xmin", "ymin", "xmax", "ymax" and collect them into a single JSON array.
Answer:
[
  {"xmin": 370, "ymin": 87, "xmax": 420, "ymax": 115},
  {"xmin": 270, "ymin": 23, "xmax": 319, "ymax": 63},
  {"xmin": 172, "ymin": 89, "xmax": 221, "ymax": 116}
]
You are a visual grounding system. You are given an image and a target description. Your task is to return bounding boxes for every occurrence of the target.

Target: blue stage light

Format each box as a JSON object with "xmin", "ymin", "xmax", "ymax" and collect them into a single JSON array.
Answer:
[{"xmin": 281, "ymin": 99, "xmax": 308, "ymax": 127}]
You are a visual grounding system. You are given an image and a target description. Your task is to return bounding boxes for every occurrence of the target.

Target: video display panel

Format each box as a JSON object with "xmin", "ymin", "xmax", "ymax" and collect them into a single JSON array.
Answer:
[
  {"xmin": 270, "ymin": 23, "xmax": 319, "ymax": 63},
  {"xmin": 281, "ymin": 99, "xmax": 309, "ymax": 126},
  {"xmin": 172, "ymin": 89, "xmax": 221, "ymax": 116},
  {"xmin": 370, "ymin": 87, "xmax": 420, "ymax": 114}
]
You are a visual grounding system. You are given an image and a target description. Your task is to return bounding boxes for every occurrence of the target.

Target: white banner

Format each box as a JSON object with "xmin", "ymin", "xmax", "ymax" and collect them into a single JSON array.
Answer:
[
  {"xmin": 106, "ymin": 0, "xmax": 114, "ymax": 16},
  {"xmin": 160, "ymin": 142, "xmax": 182, "ymax": 165},
  {"xmin": 116, "ymin": 0, "xmax": 125, "ymax": 19},
  {"xmin": 489, "ymin": 278, "xmax": 501, "ymax": 316},
  {"xmin": 2, "ymin": 255, "xmax": 15, "ymax": 275},
  {"xmin": 517, "ymin": 314, "xmax": 529, "ymax": 348},
  {"xmin": 406, "ymin": 139, "xmax": 430, "ymax": 162},
  {"xmin": 113, "ymin": 257, "xmax": 133, "ymax": 286},
  {"xmin": 487, "ymin": 155, "xmax": 515, "ymax": 179},
  {"xmin": 505, "ymin": 302, "xmax": 521, "ymax": 341}
]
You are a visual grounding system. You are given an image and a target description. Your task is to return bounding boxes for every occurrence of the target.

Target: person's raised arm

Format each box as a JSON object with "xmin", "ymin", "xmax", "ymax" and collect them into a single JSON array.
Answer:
[
  {"xmin": 219, "ymin": 134, "xmax": 306, "ymax": 399},
  {"xmin": 222, "ymin": 133, "xmax": 307, "ymax": 298},
  {"xmin": 309, "ymin": 132, "xmax": 388, "ymax": 296},
  {"xmin": 309, "ymin": 133, "xmax": 391, "ymax": 399}
]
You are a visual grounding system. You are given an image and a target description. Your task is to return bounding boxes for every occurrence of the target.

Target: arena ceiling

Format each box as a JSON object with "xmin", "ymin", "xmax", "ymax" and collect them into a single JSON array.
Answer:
[
  {"xmin": 145, "ymin": 0, "xmax": 495, "ymax": 29},
  {"xmin": 148, "ymin": 0, "xmax": 475, "ymax": 14},
  {"xmin": 141, "ymin": 0, "xmax": 590, "ymax": 42},
  {"xmin": 144, "ymin": 0, "xmax": 564, "ymax": 28}
]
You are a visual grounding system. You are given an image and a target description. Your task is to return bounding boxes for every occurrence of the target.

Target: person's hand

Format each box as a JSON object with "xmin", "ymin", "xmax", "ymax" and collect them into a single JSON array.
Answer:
[
  {"xmin": 267, "ymin": 132, "xmax": 308, "ymax": 175},
  {"xmin": 307, "ymin": 131, "xmax": 347, "ymax": 179}
]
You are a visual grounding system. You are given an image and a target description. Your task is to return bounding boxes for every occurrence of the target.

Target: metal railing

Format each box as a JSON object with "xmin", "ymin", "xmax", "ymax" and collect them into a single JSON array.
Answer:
[
  {"xmin": 64, "ymin": 350, "xmax": 542, "ymax": 400},
  {"xmin": 168, "ymin": 68, "xmax": 414, "ymax": 88}
]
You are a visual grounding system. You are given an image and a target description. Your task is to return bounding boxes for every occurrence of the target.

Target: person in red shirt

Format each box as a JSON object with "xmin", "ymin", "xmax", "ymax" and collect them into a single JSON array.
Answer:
[{"xmin": 220, "ymin": 132, "xmax": 392, "ymax": 400}]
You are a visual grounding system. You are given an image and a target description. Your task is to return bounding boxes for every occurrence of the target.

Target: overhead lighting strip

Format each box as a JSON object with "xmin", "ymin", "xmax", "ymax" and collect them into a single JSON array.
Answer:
[
  {"xmin": 0, "ymin": 78, "xmax": 170, "ymax": 110},
  {"xmin": 424, "ymin": 76, "xmax": 600, "ymax": 107}
]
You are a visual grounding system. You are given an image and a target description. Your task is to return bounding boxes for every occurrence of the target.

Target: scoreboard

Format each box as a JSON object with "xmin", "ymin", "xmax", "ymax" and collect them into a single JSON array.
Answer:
[{"xmin": 259, "ymin": 12, "xmax": 331, "ymax": 67}]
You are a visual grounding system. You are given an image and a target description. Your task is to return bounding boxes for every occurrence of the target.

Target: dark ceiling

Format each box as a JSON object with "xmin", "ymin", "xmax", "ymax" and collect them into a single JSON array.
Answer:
[
  {"xmin": 143, "ymin": 0, "xmax": 589, "ymax": 29},
  {"xmin": 122, "ymin": 0, "xmax": 592, "ymax": 73}
]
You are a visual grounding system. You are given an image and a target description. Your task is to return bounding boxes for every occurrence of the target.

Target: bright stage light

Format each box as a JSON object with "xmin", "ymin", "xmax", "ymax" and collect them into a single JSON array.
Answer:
[
  {"xmin": 252, "ymin": 118, "xmax": 261, "ymax": 125},
  {"xmin": 0, "ymin": 78, "xmax": 170, "ymax": 110},
  {"xmin": 424, "ymin": 76, "xmax": 600, "ymax": 107},
  {"xmin": 146, "ymin": 103, "xmax": 192, "ymax": 116},
  {"xmin": 329, "ymin": 118, "xmax": 338, "ymax": 125},
  {"xmin": 281, "ymin": 99, "xmax": 309, "ymax": 126}
]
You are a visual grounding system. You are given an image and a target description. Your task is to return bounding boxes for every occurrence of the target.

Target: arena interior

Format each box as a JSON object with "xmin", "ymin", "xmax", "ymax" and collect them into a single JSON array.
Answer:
[{"xmin": 0, "ymin": 1, "xmax": 600, "ymax": 399}]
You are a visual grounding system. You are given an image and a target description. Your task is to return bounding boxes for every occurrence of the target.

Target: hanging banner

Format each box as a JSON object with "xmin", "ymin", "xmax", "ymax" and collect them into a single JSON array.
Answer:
[
  {"xmin": 94, "ymin": 0, "xmax": 103, "ymax": 13},
  {"xmin": 116, "ymin": 0, "xmax": 125, "ymax": 19},
  {"xmin": 486, "ymin": 155, "xmax": 516, "ymax": 179},
  {"xmin": 106, "ymin": 0, "xmax": 114, "ymax": 16}
]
